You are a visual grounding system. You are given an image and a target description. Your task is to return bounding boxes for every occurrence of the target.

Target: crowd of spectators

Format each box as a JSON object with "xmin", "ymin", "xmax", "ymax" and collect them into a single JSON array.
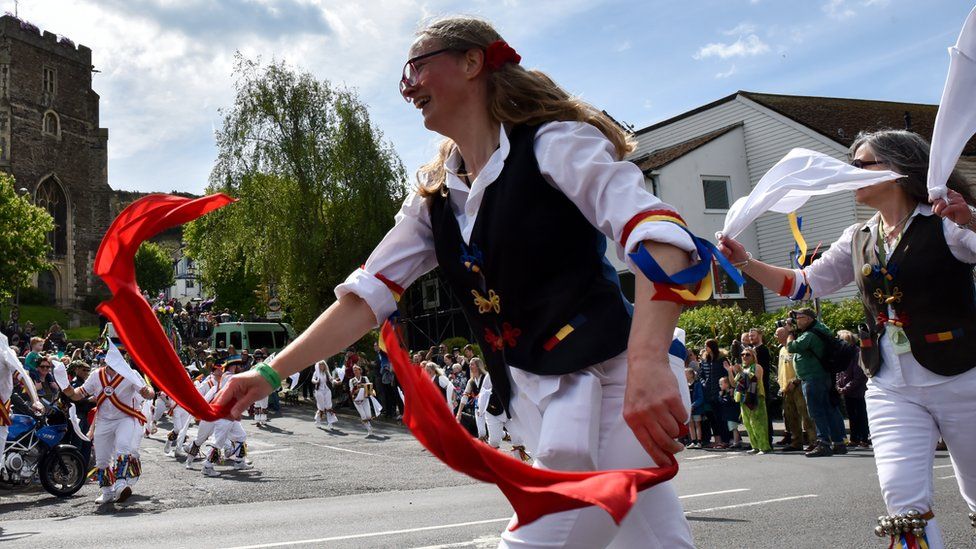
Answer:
[{"xmin": 683, "ymin": 307, "xmax": 869, "ymax": 457}]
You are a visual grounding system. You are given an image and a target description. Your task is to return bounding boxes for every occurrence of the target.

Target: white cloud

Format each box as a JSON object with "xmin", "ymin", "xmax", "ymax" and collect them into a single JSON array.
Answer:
[
  {"xmin": 723, "ymin": 22, "xmax": 756, "ymax": 36},
  {"xmin": 694, "ymin": 34, "xmax": 770, "ymax": 60},
  {"xmin": 862, "ymin": 0, "xmax": 890, "ymax": 6},
  {"xmin": 822, "ymin": 0, "xmax": 856, "ymax": 20},
  {"xmin": 715, "ymin": 65, "xmax": 737, "ymax": 78},
  {"xmin": 615, "ymin": 40, "xmax": 632, "ymax": 52}
]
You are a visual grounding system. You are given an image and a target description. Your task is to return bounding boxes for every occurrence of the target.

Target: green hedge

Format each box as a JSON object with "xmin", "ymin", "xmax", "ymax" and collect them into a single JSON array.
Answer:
[{"xmin": 679, "ymin": 298, "xmax": 866, "ymax": 352}]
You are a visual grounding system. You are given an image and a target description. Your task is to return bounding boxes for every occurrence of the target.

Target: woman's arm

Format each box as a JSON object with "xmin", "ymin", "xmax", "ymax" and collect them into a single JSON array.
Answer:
[{"xmin": 625, "ymin": 241, "xmax": 692, "ymax": 467}]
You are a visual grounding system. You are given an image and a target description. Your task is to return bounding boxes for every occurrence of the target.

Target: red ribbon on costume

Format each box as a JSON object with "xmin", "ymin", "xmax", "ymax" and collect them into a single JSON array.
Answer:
[
  {"xmin": 484, "ymin": 40, "xmax": 521, "ymax": 71},
  {"xmin": 94, "ymin": 193, "xmax": 236, "ymax": 421},
  {"xmin": 380, "ymin": 320, "xmax": 682, "ymax": 530},
  {"xmin": 877, "ymin": 312, "xmax": 909, "ymax": 328}
]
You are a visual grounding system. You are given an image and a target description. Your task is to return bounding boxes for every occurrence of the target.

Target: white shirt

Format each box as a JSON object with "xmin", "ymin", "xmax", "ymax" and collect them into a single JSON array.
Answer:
[
  {"xmin": 0, "ymin": 357, "xmax": 16, "ymax": 403},
  {"xmin": 335, "ymin": 121, "xmax": 697, "ymax": 325},
  {"xmin": 789, "ymin": 204, "xmax": 976, "ymax": 387},
  {"xmin": 80, "ymin": 367, "xmax": 143, "ymax": 421}
]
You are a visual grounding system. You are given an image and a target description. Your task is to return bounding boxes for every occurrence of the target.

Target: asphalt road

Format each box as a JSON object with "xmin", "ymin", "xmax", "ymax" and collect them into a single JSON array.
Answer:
[{"xmin": 1, "ymin": 401, "xmax": 973, "ymax": 548}]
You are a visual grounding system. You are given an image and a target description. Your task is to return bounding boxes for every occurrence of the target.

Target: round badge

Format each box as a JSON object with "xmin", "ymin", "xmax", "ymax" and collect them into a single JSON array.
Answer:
[
  {"xmin": 861, "ymin": 264, "xmax": 873, "ymax": 277},
  {"xmin": 103, "ymin": 386, "xmax": 114, "ymax": 396}
]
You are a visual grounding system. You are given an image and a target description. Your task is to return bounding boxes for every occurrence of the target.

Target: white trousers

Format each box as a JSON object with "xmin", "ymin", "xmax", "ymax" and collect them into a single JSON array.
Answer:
[
  {"xmin": 486, "ymin": 410, "xmax": 522, "ymax": 448},
  {"xmin": 94, "ymin": 416, "xmax": 140, "ymax": 470},
  {"xmin": 314, "ymin": 390, "xmax": 338, "ymax": 425},
  {"xmin": 499, "ymin": 351, "xmax": 693, "ymax": 549},
  {"xmin": 866, "ymin": 374, "xmax": 976, "ymax": 549},
  {"xmin": 193, "ymin": 419, "xmax": 217, "ymax": 447},
  {"xmin": 0, "ymin": 425, "xmax": 7, "ymax": 469}
]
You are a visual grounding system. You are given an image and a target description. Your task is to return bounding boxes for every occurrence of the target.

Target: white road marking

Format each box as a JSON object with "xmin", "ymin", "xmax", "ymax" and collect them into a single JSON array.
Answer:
[
  {"xmin": 220, "ymin": 518, "xmax": 512, "ymax": 549},
  {"xmin": 410, "ymin": 536, "xmax": 502, "ymax": 549},
  {"xmin": 933, "ymin": 464, "xmax": 954, "ymax": 469},
  {"xmin": 679, "ymin": 488, "xmax": 750, "ymax": 499},
  {"xmin": 307, "ymin": 442, "xmax": 380, "ymax": 457},
  {"xmin": 939, "ymin": 474, "xmax": 956, "ymax": 480},
  {"xmin": 247, "ymin": 448, "xmax": 293, "ymax": 456},
  {"xmin": 685, "ymin": 494, "xmax": 818, "ymax": 514},
  {"xmin": 685, "ymin": 454, "xmax": 723, "ymax": 461}
]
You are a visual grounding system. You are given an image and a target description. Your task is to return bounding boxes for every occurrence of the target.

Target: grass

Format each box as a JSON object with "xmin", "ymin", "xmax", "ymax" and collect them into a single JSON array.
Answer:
[{"xmin": 13, "ymin": 304, "xmax": 101, "ymax": 342}]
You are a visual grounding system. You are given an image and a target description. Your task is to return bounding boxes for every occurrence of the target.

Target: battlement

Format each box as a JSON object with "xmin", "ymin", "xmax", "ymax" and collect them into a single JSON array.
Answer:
[{"xmin": 0, "ymin": 14, "xmax": 92, "ymax": 66}]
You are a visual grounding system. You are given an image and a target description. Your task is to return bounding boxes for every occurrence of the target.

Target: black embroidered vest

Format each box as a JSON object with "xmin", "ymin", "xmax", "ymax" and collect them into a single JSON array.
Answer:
[
  {"xmin": 428, "ymin": 124, "xmax": 633, "ymax": 415},
  {"xmin": 852, "ymin": 214, "xmax": 976, "ymax": 377}
]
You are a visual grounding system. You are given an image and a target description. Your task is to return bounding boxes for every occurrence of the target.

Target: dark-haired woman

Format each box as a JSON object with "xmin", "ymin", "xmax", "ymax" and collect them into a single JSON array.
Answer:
[
  {"xmin": 699, "ymin": 339, "xmax": 731, "ymax": 448},
  {"xmin": 719, "ymin": 130, "xmax": 976, "ymax": 548}
]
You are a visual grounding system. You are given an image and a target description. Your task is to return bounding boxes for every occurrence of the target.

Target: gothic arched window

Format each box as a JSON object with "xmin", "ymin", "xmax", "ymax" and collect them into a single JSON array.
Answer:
[{"xmin": 35, "ymin": 176, "xmax": 68, "ymax": 257}]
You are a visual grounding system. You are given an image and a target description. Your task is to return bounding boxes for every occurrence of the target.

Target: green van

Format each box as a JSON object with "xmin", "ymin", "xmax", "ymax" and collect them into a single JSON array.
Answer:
[{"xmin": 211, "ymin": 322, "xmax": 297, "ymax": 354}]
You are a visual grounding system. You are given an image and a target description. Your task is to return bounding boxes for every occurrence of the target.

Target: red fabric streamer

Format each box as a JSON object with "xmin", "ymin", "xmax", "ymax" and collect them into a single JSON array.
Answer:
[
  {"xmin": 94, "ymin": 193, "xmax": 236, "ymax": 421},
  {"xmin": 380, "ymin": 320, "xmax": 682, "ymax": 530},
  {"xmin": 651, "ymin": 282, "xmax": 699, "ymax": 307},
  {"xmin": 484, "ymin": 40, "xmax": 521, "ymax": 71}
]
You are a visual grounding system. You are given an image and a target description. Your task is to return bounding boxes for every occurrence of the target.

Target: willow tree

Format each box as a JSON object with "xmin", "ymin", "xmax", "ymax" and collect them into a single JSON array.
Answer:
[{"xmin": 186, "ymin": 55, "xmax": 407, "ymax": 329}]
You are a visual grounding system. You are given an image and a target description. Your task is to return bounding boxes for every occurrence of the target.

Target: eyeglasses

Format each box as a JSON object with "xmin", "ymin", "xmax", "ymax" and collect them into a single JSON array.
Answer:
[
  {"xmin": 850, "ymin": 159, "xmax": 887, "ymax": 169},
  {"xmin": 399, "ymin": 48, "xmax": 454, "ymax": 101},
  {"xmin": 740, "ymin": 353, "xmax": 753, "ymax": 358}
]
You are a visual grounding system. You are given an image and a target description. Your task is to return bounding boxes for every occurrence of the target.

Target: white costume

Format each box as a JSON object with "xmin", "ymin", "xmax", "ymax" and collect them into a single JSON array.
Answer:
[
  {"xmin": 78, "ymin": 366, "xmax": 147, "ymax": 502},
  {"xmin": 785, "ymin": 206, "xmax": 976, "ymax": 548},
  {"xmin": 349, "ymin": 375, "xmax": 382, "ymax": 436},
  {"xmin": 333, "ymin": 121, "xmax": 697, "ymax": 548},
  {"xmin": 312, "ymin": 362, "xmax": 338, "ymax": 427},
  {"xmin": 200, "ymin": 372, "xmax": 250, "ymax": 477},
  {"xmin": 458, "ymin": 372, "xmax": 488, "ymax": 439},
  {"xmin": 429, "ymin": 372, "xmax": 455, "ymax": 410},
  {"xmin": 185, "ymin": 373, "xmax": 221, "ymax": 467}
]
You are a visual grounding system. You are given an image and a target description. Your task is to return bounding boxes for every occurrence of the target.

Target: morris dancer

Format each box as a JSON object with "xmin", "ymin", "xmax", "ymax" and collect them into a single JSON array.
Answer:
[
  {"xmin": 0, "ymin": 334, "xmax": 43, "ymax": 475},
  {"xmin": 424, "ymin": 362, "xmax": 455, "ymax": 410},
  {"xmin": 455, "ymin": 356, "xmax": 487, "ymax": 440},
  {"xmin": 62, "ymin": 353, "xmax": 154, "ymax": 504},
  {"xmin": 217, "ymin": 16, "xmax": 701, "ymax": 547},
  {"xmin": 185, "ymin": 362, "xmax": 224, "ymax": 468},
  {"xmin": 200, "ymin": 357, "xmax": 251, "ymax": 477},
  {"xmin": 349, "ymin": 364, "xmax": 381, "ymax": 436},
  {"xmin": 312, "ymin": 360, "xmax": 338, "ymax": 428},
  {"xmin": 719, "ymin": 130, "xmax": 976, "ymax": 548}
]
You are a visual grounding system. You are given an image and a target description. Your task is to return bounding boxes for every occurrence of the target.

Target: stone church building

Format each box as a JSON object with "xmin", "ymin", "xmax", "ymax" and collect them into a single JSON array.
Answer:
[{"xmin": 0, "ymin": 15, "xmax": 112, "ymax": 307}]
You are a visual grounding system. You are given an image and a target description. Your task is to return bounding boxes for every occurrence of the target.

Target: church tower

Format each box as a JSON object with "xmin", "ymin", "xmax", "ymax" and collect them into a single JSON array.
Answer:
[{"xmin": 0, "ymin": 14, "xmax": 111, "ymax": 307}]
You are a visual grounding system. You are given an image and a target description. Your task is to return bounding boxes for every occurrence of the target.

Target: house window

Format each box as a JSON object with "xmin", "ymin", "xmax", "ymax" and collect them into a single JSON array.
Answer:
[
  {"xmin": 42, "ymin": 110, "xmax": 60, "ymax": 137},
  {"xmin": 790, "ymin": 248, "xmax": 826, "ymax": 269},
  {"xmin": 711, "ymin": 260, "xmax": 745, "ymax": 299},
  {"xmin": 702, "ymin": 176, "xmax": 731, "ymax": 211},
  {"xmin": 42, "ymin": 67, "xmax": 56, "ymax": 105},
  {"xmin": 186, "ymin": 278, "xmax": 195, "ymax": 289}
]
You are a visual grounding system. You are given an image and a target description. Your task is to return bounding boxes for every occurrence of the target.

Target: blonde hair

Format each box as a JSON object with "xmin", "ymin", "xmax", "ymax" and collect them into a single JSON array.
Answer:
[
  {"xmin": 836, "ymin": 330, "xmax": 858, "ymax": 346},
  {"xmin": 414, "ymin": 16, "xmax": 634, "ymax": 197}
]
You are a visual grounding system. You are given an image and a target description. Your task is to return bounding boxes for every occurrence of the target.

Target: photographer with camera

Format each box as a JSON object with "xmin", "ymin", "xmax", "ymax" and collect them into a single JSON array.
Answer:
[{"xmin": 784, "ymin": 308, "xmax": 847, "ymax": 458}]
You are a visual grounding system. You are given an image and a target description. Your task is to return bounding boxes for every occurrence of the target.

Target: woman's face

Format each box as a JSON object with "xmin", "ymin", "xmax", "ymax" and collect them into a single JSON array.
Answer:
[
  {"xmin": 402, "ymin": 37, "xmax": 477, "ymax": 134},
  {"xmin": 852, "ymin": 143, "xmax": 898, "ymax": 206},
  {"xmin": 741, "ymin": 351, "xmax": 755, "ymax": 365}
]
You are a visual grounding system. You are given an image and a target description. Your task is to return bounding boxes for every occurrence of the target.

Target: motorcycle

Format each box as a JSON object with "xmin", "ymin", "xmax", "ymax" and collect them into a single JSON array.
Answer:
[{"xmin": 1, "ymin": 397, "xmax": 88, "ymax": 498}]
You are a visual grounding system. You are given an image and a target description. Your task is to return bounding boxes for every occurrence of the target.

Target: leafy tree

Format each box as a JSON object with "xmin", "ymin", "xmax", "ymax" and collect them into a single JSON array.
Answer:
[
  {"xmin": 186, "ymin": 55, "xmax": 407, "ymax": 330},
  {"xmin": 0, "ymin": 174, "xmax": 53, "ymax": 301},
  {"xmin": 134, "ymin": 241, "xmax": 175, "ymax": 296}
]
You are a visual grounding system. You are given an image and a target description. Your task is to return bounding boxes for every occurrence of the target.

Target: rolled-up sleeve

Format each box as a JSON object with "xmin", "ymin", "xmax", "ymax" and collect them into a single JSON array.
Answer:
[
  {"xmin": 784, "ymin": 223, "xmax": 858, "ymax": 300},
  {"xmin": 334, "ymin": 192, "xmax": 438, "ymax": 326},
  {"xmin": 535, "ymin": 121, "xmax": 697, "ymax": 274}
]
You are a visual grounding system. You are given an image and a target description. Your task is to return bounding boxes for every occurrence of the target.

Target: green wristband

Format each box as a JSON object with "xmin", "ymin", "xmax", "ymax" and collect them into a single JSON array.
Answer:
[{"xmin": 254, "ymin": 362, "xmax": 281, "ymax": 390}]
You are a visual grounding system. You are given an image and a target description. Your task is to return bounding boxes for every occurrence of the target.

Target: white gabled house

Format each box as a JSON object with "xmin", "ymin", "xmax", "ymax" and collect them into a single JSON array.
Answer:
[{"xmin": 618, "ymin": 91, "xmax": 976, "ymax": 312}]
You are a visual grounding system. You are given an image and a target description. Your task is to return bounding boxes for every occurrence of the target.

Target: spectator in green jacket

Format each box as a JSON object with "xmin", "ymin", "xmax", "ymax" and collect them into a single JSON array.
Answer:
[{"xmin": 787, "ymin": 307, "xmax": 847, "ymax": 457}]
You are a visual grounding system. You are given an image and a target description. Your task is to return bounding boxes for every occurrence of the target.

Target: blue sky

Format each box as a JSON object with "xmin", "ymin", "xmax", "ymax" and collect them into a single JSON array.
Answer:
[{"xmin": 19, "ymin": 0, "xmax": 974, "ymax": 194}]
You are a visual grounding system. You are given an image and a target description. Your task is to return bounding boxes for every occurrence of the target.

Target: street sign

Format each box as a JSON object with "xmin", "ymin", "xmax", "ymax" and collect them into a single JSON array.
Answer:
[
  {"xmin": 267, "ymin": 298, "xmax": 282, "ymax": 312},
  {"xmin": 266, "ymin": 311, "xmax": 283, "ymax": 320}
]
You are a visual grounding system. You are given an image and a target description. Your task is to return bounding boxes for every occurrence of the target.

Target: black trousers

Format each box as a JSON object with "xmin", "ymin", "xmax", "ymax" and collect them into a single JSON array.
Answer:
[
  {"xmin": 380, "ymin": 381, "xmax": 402, "ymax": 417},
  {"xmin": 844, "ymin": 394, "xmax": 870, "ymax": 444},
  {"xmin": 701, "ymin": 398, "xmax": 730, "ymax": 443}
]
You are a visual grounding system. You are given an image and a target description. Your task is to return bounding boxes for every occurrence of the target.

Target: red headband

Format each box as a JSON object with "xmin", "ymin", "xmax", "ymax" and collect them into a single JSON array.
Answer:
[{"xmin": 484, "ymin": 40, "xmax": 521, "ymax": 71}]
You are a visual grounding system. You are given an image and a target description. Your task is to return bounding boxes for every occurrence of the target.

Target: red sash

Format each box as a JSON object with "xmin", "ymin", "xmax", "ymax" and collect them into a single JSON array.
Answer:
[
  {"xmin": 95, "ymin": 369, "xmax": 146, "ymax": 424},
  {"xmin": 0, "ymin": 399, "xmax": 10, "ymax": 427}
]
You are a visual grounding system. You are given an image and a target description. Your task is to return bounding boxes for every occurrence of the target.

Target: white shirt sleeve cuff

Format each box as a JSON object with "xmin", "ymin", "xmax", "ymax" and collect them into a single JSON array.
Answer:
[
  {"xmin": 622, "ymin": 221, "xmax": 699, "ymax": 274},
  {"xmin": 334, "ymin": 268, "xmax": 399, "ymax": 327}
]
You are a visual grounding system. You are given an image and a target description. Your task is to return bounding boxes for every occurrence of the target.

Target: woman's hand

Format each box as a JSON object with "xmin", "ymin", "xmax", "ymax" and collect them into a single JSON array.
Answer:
[
  {"xmin": 717, "ymin": 235, "xmax": 749, "ymax": 263},
  {"xmin": 623, "ymin": 355, "xmax": 687, "ymax": 468},
  {"xmin": 213, "ymin": 371, "xmax": 271, "ymax": 419},
  {"xmin": 931, "ymin": 189, "xmax": 972, "ymax": 225}
]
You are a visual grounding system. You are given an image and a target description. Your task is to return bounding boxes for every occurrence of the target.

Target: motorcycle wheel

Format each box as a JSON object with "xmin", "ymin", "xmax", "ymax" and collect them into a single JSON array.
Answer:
[{"xmin": 39, "ymin": 447, "xmax": 87, "ymax": 498}]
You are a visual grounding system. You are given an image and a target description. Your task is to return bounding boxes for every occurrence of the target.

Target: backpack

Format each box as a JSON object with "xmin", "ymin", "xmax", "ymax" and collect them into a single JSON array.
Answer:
[{"xmin": 809, "ymin": 328, "xmax": 858, "ymax": 375}]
